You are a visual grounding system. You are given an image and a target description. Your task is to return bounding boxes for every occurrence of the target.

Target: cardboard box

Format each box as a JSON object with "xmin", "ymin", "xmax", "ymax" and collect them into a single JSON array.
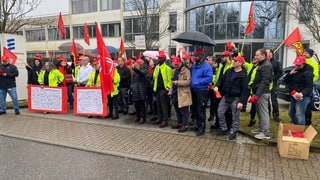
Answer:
[{"xmin": 277, "ymin": 123, "xmax": 317, "ymax": 160}]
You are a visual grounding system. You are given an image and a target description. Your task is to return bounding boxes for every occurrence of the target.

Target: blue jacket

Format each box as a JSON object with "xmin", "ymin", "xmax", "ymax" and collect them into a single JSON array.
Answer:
[{"xmin": 190, "ymin": 60, "xmax": 213, "ymax": 91}]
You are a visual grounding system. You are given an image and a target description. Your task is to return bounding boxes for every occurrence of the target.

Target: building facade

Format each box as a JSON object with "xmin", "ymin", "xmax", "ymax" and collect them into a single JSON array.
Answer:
[{"xmin": 19, "ymin": 0, "xmax": 318, "ymax": 67}]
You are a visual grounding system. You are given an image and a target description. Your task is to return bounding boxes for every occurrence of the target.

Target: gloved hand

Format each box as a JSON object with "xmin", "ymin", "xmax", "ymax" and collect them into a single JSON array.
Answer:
[{"xmin": 248, "ymin": 95, "xmax": 258, "ymax": 103}]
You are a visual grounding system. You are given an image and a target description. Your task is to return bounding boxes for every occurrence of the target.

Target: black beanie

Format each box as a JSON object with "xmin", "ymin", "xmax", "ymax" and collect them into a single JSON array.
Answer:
[{"xmin": 305, "ymin": 48, "xmax": 314, "ymax": 56}]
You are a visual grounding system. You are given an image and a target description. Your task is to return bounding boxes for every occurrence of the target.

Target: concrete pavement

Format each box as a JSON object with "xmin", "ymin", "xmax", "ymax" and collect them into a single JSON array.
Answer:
[{"xmin": 0, "ymin": 109, "xmax": 319, "ymax": 179}]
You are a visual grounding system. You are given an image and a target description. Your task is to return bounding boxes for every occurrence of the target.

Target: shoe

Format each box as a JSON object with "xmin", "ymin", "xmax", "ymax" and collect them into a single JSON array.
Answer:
[
  {"xmin": 208, "ymin": 115, "xmax": 214, "ymax": 121},
  {"xmin": 152, "ymin": 119, "xmax": 162, "ymax": 125},
  {"xmin": 216, "ymin": 129, "xmax": 228, "ymax": 136},
  {"xmin": 250, "ymin": 129, "xmax": 261, "ymax": 134},
  {"xmin": 228, "ymin": 132, "xmax": 237, "ymax": 140},
  {"xmin": 0, "ymin": 111, "xmax": 6, "ymax": 115},
  {"xmin": 118, "ymin": 110, "xmax": 123, "ymax": 113},
  {"xmin": 178, "ymin": 125, "xmax": 188, "ymax": 133},
  {"xmin": 171, "ymin": 123, "xmax": 182, "ymax": 129},
  {"xmin": 254, "ymin": 132, "xmax": 270, "ymax": 140},
  {"xmin": 150, "ymin": 116, "xmax": 158, "ymax": 121},
  {"xmin": 111, "ymin": 115, "xmax": 119, "ymax": 120},
  {"xmin": 87, "ymin": 115, "xmax": 93, "ymax": 118},
  {"xmin": 15, "ymin": 110, "xmax": 20, "ymax": 115},
  {"xmin": 123, "ymin": 111, "xmax": 128, "ymax": 115},
  {"xmin": 210, "ymin": 124, "xmax": 219, "ymax": 129},
  {"xmin": 159, "ymin": 121, "xmax": 168, "ymax": 128},
  {"xmin": 147, "ymin": 110, "xmax": 154, "ymax": 115},
  {"xmin": 196, "ymin": 129, "xmax": 205, "ymax": 136},
  {"xmin": 69, "ymin": 105, "xmax": 73, "ymax": 110},
  {"xmin": 139, "ymin": 119, "xmax": 146, "ymax": 124},
  {"xmin": 128, "ymin": 111, "xmax": 136, "ymax": 115},
  {"xmin": 247, "ymin": 120, "xmax": 256, "ymax": 127},
  {"xmin": 189, "ymin": 126, "xmax": 199, "ymax": 132}
]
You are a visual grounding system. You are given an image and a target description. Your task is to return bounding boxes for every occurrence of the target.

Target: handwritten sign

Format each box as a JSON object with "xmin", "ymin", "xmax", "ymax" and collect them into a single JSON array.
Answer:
[
  {"xmin": 135, "ymin": 35, "xmax": 146, "ymax": 50},
  {"xmin": 74, "ymin": 87, "xmax": 107, "ymax": 116},
  {"xmin": 27, "ymin": 85, "xmax": 68, "ymax": 113}
]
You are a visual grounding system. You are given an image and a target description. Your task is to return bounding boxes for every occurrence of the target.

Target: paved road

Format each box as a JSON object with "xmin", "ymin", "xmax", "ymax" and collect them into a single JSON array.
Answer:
[{"xmin": 0, "ymin": 136, "xmax": 234, "ymax": 180}]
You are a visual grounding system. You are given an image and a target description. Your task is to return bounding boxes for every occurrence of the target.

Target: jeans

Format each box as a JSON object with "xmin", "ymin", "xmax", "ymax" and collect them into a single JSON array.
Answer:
[
  {"xmin": 217, "ymin": 97, "xmax": 240, "ymax": 133},
  {"xmin": 0, "ymin": 87, "xmax": 19, "ymax": 112},
  {"xmin": 288, "ymin": 96, "xmax": 311, "ymax": 125},
  {"xmin": 118, "ymin": 88, "xmax": 129, "ymax": 112},
  {"xmin": 67, "ymin": 83, "xmax": 74, "ymax": 106},
  {"xmin": 256, "ymin": 93, "xmax": 270, "ymax": 136}
]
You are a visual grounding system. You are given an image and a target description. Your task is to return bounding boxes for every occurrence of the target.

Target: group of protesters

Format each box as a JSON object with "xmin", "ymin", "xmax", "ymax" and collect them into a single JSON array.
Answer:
[{"xmin": 0, "ymin": 42, "xmax": 318, "ymax": 141}]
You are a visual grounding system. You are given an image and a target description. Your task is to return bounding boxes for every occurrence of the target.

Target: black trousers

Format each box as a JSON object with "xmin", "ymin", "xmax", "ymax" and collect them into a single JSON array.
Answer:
[
  {"xmin": 191, "ymin": 90, "xmax": 208, "ymax": 129},
  {"xmin": 156, "ymin": 89, "xmax": 169, "ymax": 121},
  {"xmin": 134, "ymin": 100, "xmax": 146, "ymax": 121}
]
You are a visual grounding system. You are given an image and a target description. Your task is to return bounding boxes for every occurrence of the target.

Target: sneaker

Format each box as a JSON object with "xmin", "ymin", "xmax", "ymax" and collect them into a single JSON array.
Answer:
[
  {"xmin": 196, "ymin": 129, "xmax": 205, "ymax": 136},
  {"xmin": 228, "ymin": 132, "xmax": 237, "ymax": 140},
  {"xmin": 247, "ymin": 119, "xmax": 256, "ymax": 127},
  {"xmin": 152, "ymin": 119, "xmax": 162, "ymax": 125},
  {"xmin": 189, "ymin": 120, "xmax": 195, "ymax": 126},
  {"xmin": 139, "ymin": 119, "xmax": 146, "ymax": 124},
  {"xmin": 250, "ymin": 129, "xmax": 261, "ymax": 134},
  {"xmin": 178, "ymin": 125, "xmax": 188, "ymax": 133},
  {"xmin": 111, "ymin": 115, "xmax": 119, "ymax": 120},
  {"xmin": 210, "ymin": 124, "xmax": 219, "ymax": 129},
  {"xmin": 15, "ymin": 110, "xmax": 20, "ymax": 115},
  {"xmin": 254, "ymin": 132, "xmax": 270, "ymax": 140},
  {"xmin": 171, "ymin": 123, "xmax": 182, "ymax": 129},
  {"xmin": 216, "ymin": 129, "xmax": 228, "ymax": 136},
  {"xmin": 0, "ymin": 111, "xmax": 6, "ymax": 115},
  {"xmin": 159, "ymin": 121, "xmax": 168, "ymax": 128}
]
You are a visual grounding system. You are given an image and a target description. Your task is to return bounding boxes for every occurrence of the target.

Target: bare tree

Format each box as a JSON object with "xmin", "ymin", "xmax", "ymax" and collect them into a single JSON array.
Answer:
[
  {"xmin": 124, "ymin": 0, "xmax": 176, "ymax": 49},
  {"xmin": 0, "ymin": 0, "xmax": 41, "ymax": 33},
  {"xmin": 288, "ymin": 0, "xmax": 320, "ymax": 44}
]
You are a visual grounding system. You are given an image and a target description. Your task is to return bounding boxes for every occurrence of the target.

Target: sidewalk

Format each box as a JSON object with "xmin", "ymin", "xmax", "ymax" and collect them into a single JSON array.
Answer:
[{"xmin": 0, "ymin": 109, "xmax": 319, "ymax": 180}]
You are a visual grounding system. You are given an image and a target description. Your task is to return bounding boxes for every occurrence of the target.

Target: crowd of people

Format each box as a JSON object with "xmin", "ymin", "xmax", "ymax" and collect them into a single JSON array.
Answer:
[{"xmin": 0, "ymin": 43, "xmax": 318, "ymax": 141}]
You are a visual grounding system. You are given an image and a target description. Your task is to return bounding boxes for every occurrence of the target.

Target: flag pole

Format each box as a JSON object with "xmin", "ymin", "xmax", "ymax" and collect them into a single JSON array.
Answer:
[
  {"xmin": 274, "ymin": 42, "xmax": 284, "ymax": 54},
  {"xmin": 240, "ymin": 34, "xmax": 247, "ymax": 55}
]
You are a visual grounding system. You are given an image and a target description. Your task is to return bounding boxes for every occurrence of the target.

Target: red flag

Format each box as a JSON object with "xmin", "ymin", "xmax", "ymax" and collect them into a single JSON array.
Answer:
[
  {"xmin": 284, "ymin": 27, "xmax": 304, "ymax": 56},
  {"xmin": 70, "ymin": 39, "xmax": 79, "ymax": 64},
  {"xmin": 118, "ymin": 37, "xmax": 126, "ymax": 58},
  {"xmin": 83, "ymin": 22, "xmax": 90, "ymax": 45},
  {"xmin": 3, "ymin": 47, "xmax": 17, "ymax": 65},
  {"xmin": 95, "ymin": 22, "xmax": 114, "ymax": 97},
  {"xmin": 244, "ymin": 2, "xmax": 256, "ymax": 35},
  {"xmin": 57, "ymin": 12, "xmax": 66, "ymax": 38}
]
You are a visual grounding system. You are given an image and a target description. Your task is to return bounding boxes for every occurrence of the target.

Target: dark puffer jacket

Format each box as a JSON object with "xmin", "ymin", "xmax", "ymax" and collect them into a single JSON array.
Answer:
[
  {"xmin": 131, "ymin": 67, "xmax": 148, "ymax": 102},
  {"xmin": 251, "ymin": 59, "xmax": 273, "ymax": 97}
]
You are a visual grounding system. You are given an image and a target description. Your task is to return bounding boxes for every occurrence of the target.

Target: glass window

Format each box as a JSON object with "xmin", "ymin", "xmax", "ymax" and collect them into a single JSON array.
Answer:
[
  {"xmin": 227, "ymin": 23, "xmax": 239, "ymax": 39},
  {"xmin": 214, "ymin": 24, "xmax": 226, "ymax": 40},
  {"xmin": 16, "ymin": 31, "xmax": 23, "ymax": 36},
  {"xmin": 48, "ymin": 27, "xmax": 70, "ymax": 41},
  {"xmin": 72, "ymin": 0, "xmax": 97, "ymax": 14},
  {"xmin": 169, "ymin": 13, "xmax": 177, "ymax": 32},
  {"xmin": 227, "ymin": 2, "xmax": 240, "ymax": 23},
  {"xmin": 101, "ymin": 23, "xmax": 121, "ymax": 37},
  {"xmin": 204, "ymin": 5, "xmax": 214, "ymax": 24},
  {"xmin": 25, "ymin": 29, "xmax": 45, "ymax": 42},
  {"xmin": 299, "ymin": 0, "xmax": 311, "ymax": 22},
  {"xmin": 100, "ymin": 0, "xmax": 120, "ymax": 10},
  {"xmin": 72, "ymin": 25, "xmax": 95, "ymax": 39},
  {"xmin": 215, "ymin": 3, "xmax": 227, "ymax": 23},
  {"xmin": 124, "ymin": 16, "xmax": 159, "ymax": 42},
  {"xmin": 124, "ymin": 0, "xmax": 159, "ymax": 11}
]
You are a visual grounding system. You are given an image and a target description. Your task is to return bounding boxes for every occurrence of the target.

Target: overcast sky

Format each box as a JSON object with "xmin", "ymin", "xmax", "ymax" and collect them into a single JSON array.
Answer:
[{"xmin": 27, "ymin": 0, "xmax": 69, "ymax": 17}]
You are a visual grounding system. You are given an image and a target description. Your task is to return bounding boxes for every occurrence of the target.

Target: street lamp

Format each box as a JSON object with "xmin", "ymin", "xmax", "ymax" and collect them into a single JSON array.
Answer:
[{"xmin": 167, "ymin": 25, "xmax": 176, "ymax": 55}]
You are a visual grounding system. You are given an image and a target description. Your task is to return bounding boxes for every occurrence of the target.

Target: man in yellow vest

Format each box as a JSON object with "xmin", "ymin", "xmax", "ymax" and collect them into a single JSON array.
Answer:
[{"xmin": 152, "ymin": 52, "xmax": 172, "ymax": 128}]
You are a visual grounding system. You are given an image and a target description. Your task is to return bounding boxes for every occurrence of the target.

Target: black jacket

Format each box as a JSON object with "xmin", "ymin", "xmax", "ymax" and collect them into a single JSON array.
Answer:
[
  {"xmin": 269, "ymin": 57, "xmax": 282, "ymax": 83},
  {"xmin": 251, "ymin": 59, "xmax": 273, "ymax": 97},
  {"xmin": 283, "ymin": 64, "xmax": 314, "ymax": 97},
  {"xmin": 131, "ymin": 67, "xmax": 148, "ymax": 101},
  {"xmin": 26, "ymin": 62, "xmax": 42, "ymax": 85},
  {"xmin": 117, "ymin": 65, "xmax": 131, "ymax": 88},
  {"xmin": 0, "ymin": 63, "xmax": 19, "ymax": 89},
  {"xmin": 217, "ymin": 68, "xmax": 249, "ymax": 104}
]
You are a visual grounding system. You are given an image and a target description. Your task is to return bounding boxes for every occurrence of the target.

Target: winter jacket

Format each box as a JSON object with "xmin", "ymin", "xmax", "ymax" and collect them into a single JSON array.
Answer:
[
  {"xmin": 131, "ymin": 67, "xmax": 148, "ymax": 101},
  {"xmin": 269, "ymin": 57, "xmax": 282, "ymax": 83},
  {"xmin": 190, "ymin": 60, "xmax": 213, "ymax": 91},
  {"xmin": 117, "ymin": 65, "xmax": 131, "ymax": 88},
  {"xmin": 111, "ymin": 69, "xmax": 120, "ymax": 97},
  {"xmin": 168, "ymin": 66, "xmax": 192, "ymax": 108},
  {"xmin": 153, "ymin": 63, "xmax": 172, "ymax": 92},
  {"xmin": 38, "ymin": 69, "xmax": 64, "ymax": 87},
  {"xmin": 216, "ymin": 68, "xmax": 249, "ymax": 104},
  {"xmin": 251, "ymin": 59, "xmax": 273, "ymax": 97},
  {"xmin": 283, "ymin": 64, "xmax": 314, "ymax": 97},
  {"xmin": 306, "ymin": 57, "xmax": 319, "ymax": 82},
  {"xmin": 86, "ymin": 70, "xmax": 101, "ymax": 87},
  {"xmin": 0, "ymin": 63, "xmax": 19, "ymax": 89},
  {"xmin": 214, "ymin": 60, "xmax": 233, "ymax": 86},
  {"xmin": 26, "ymin": 62, "xmax": 42, "ymax": 85}
]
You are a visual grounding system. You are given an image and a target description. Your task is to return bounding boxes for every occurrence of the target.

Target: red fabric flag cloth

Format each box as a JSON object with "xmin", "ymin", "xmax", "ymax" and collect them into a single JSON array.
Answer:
[
  {"xmin": 57, "ymin": 12, "xmax": 66, "ymax": 38},
  {"xmin": 70, "ymin": 38, "xmax": 79, "ymax": 64},
  {"xmin": 95, "ymin": 22, "xmax": 114, "ymax": 97},
  {"xmin": 118, "ymin": 37, "xmax": 126, "ymax": 58},
  {"xmin": 284, "ymin": 27, "xmax": 304, "ymax": 56},
  {"xmin": 83, "ymin": 22, "xmax": 90, "ymax": 45},
  {"xmin": 3, "ymin": 47, "xmax": 17, "ymax": 65},
  {"xmin": 244, "ymin": 2, "xmax": 256, "ymax": 35}
]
